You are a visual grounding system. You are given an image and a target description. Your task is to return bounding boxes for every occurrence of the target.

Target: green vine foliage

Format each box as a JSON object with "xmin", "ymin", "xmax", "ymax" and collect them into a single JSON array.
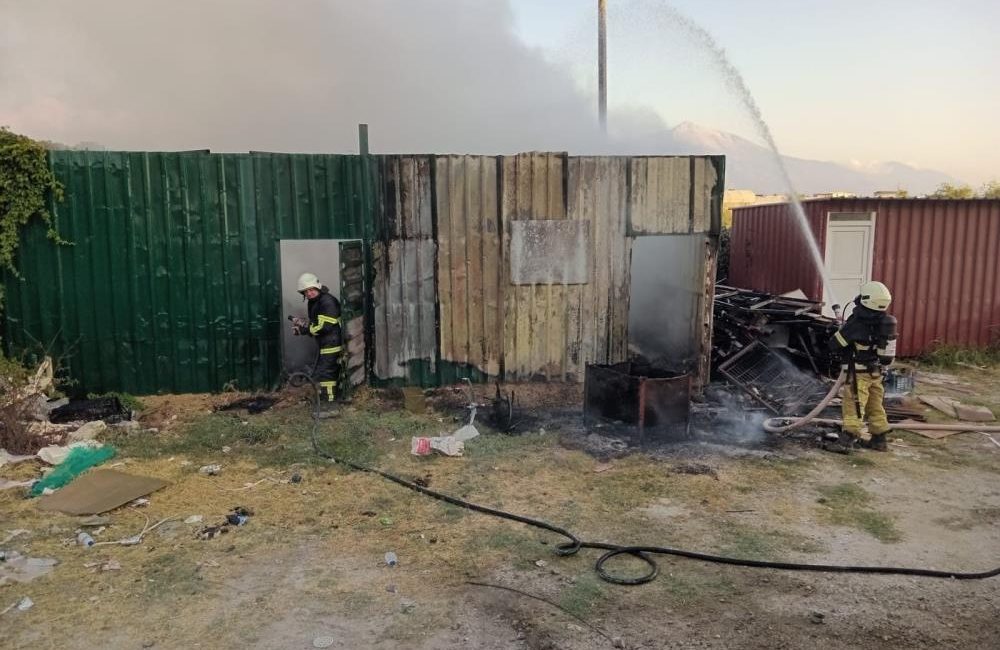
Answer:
[{"xmin": 0, "ymin": 127, "xmax": 66, "ymax": 292}]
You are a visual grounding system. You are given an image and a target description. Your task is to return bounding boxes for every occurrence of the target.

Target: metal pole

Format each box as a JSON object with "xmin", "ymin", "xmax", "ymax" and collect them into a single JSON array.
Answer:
[
  {"xmin": 358, "ymin": 123, "xmax": 369, "ymax": 155},
  {"xmin": 598, "ymin": 0, "xmax": 607, "ymax": 132}
]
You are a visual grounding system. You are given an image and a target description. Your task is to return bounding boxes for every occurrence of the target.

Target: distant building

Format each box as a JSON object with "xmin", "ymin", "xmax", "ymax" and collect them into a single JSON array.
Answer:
[{"xmin": 873, "ymin": 190, "xmax": 907, "ymax": 199}]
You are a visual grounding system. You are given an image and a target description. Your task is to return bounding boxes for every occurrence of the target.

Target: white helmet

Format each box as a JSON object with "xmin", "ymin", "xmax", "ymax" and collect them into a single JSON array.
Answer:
[
  {"xmin": 297, "ymin": 272, "xmax": 321, "ymax": 293},
  {"xmin": 858, "ymin": 281, "xmax": 892, "ymax": 312}
]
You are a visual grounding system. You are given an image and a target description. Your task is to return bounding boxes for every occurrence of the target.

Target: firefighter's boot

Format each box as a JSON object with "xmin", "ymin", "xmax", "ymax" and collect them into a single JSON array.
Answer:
[
  {"xmin": 867, "ymin": 433, "xmax": 888, "ymax": 452},
  {"xmin": 824, "ymin": 431, "xmax": 856, "ymax": 454}
]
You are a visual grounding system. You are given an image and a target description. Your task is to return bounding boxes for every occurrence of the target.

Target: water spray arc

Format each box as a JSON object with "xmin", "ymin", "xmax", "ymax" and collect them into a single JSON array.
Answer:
[{"xmin": 651, "ymin": 3, "xmax": 839, "ymax": 306}]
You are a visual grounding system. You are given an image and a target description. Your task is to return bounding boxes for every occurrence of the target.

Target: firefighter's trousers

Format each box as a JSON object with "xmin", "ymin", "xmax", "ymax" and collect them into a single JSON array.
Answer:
[{"xmin": 841, "ymin": 370, "xmax": 891, "ymax": 437}]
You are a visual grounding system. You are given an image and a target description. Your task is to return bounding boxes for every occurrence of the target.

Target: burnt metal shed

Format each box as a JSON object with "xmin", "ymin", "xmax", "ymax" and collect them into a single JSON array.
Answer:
[{"xmin": 3, "ymin": 150, "xmax": 724, "ymax": 394}]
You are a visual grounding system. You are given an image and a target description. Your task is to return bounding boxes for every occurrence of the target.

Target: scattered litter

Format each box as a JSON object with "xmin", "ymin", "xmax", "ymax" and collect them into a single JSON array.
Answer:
[
  {"xmin": 954, "ymin": 403, "xmax": 996, "ymax": 423},
  {"xmin": 36, "ymin": 439, "xmax": 105, "ymax": 466},
  {"xmin": 220, "ymin": 477, "xmax": 280, "ymax": 492},
  {"xmin": 215, "ymin": 395, "xmax": 278, "ymax": 415},
  {"xmin": 593, "ymin": 462, "xmax": 613, "ymax": 473},
  {"xmin": 131, "ymin": 498, "xmax": 150, "ymax": 507},
  {"xmin": 36, "ymin": 469, "xmax": 168, "ymax": 515},
  {"xmin": 112, "ymin": 420, "xmax": 141, "ymax": 432},
  {"xmin": 76, "ymin": 532, "xmax": 96, "ymax": 548},
  {"xmin": 16, "ymin": 596, "xmax": 34, "ymax": 611},
  {"xmin": 413, "ymin": 474, "xmax": 431, "ymax": 487},
  {"xmin": 77, "ymin": 515, "xmax": 111, "ymax": 527},
  {"xmin": 50, "ymin": 396, "xmax": 132, "ymax": 424},
  {"xmin": 221, "ymin": 446, "xmax": 232, "ymax": 454},
  {"xmin": 312, "ymin": 636, "xmax": 336, "ymax": 649},
  {"xmin": 86, "ymin": 559, "xmax": 121, "ymax": 572},
  {"xmin": 184, "ymin": 515, "xmax": 204, "ymax": 524},
  {"xmin": 199, "ymin": 464, "xmax": 222, "ymax": 476},
  {"xmin": 809, "ymin": 611, "xmax": 826, "ymax": 625},
  {"xmin": 535, "ymin": 560, "xmax": 548, "ymax": 568},
  {"xmin": 92, "ymin": 514, "xmax": 178, "ymax": 548},
  {"xmin": 1, "ymin": 530, "xmax": 30, "ymax": 544},
  {"xmin": 196, "ymin": 525, "xmax": 228, "ymax": 540},
  {"xmin": 179, "ymin": 460, "xmax": 192, "ymax": 467},
  {"xmin": 0, "ymin": 552, "xmax": 58, "ymax": 586},
  {"xmin": 386, "ymin": 584, "xmax": 397, "ymax": 593},
  {"xmin": 0, "ymin": 478, "xmax": 34, "ymax": 491},
  {"xmin": 918, "ymin": 396, "xmax": 960, "ymax": 419},
  {"xmin": 0, "ymin": 449, "xmax": 35, "ymax": 468},
  {"xmin": 411, "ymin": 434, "xmax": 467, "ymax": 457},
  {"xmin": 379, "ymin": 517, "xmax": 394, "ymax": 527},
  {"xmin": 384, "ymin": 551, "xmax": 398, "ymax": 567},
  {"xmin": 400, "ymin": 598, "xmax": 416, "ymax": 613},
  {"xmin": 30, "ymin": 445, "xmax": 117, "ymax": 496},
  {"xmin": 68, "ymin": 420, "xmax": 109, "ymax": 442},
  {"xmin": 290, "ymin": 473, "xmax": 303, "ymax": 484},
  {"xmin": 451, "ymin": 424, "xmax": 480, "ymax": 441},
  {"xmin": 197, "ymin": 507, "xmax": 253, "ymax": 539}
]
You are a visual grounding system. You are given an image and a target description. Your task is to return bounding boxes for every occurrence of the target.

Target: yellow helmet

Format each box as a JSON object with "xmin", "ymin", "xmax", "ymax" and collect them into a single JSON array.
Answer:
[
  {"xmin": 859, "ymin": 281, "xmax": 892, "ymax": 312},
  {"xmin": 297, "ymin": 272, "xmax": 321, "ymax": 293}
]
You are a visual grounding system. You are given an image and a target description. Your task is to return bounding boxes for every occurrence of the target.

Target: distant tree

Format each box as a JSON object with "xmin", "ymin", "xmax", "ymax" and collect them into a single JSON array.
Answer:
[
  {"xmin": 981, "ymin": 180, "xmax": 1000, "ymax": 199},
  {"xmin": 930, "ymin": 182, "xmax": 976, "ymax": 199}
]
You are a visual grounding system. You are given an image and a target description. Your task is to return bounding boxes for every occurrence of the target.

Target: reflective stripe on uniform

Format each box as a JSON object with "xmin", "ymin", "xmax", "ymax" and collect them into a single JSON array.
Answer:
[
  {"xmin": 320, "ymin": 346, "xmax": 343, "ymax": 355},
  {"xmin": 309, "ymin": 315, "xmax": 341, "ymax": 335},
  {"xmin": 319, "ymin": 381, "xmax": 336, "ymax": 401},
  {"xmin": 834, "ymin": 331, "xmax": 848, "ymax": 347}
]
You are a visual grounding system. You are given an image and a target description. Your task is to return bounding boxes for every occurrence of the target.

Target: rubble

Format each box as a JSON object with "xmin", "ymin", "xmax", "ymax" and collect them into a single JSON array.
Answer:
[{"xmin": 713, "ymin": 285, "xmax": 840, "ymax": 379}]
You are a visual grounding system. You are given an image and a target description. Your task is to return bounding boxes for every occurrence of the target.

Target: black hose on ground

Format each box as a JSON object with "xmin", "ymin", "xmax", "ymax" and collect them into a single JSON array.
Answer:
[{"xmin": 288, "ymin": 372, "xmax": 1000, "ymax": 585}]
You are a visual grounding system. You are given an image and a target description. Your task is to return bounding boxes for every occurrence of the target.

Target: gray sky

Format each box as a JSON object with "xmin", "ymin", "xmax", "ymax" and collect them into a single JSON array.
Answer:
[{"xmin": 1, "ymin": 0, "xmax": 995, "ymax": 184}]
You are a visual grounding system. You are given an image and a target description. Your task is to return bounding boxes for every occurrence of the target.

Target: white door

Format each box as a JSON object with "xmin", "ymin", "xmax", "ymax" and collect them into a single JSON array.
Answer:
[{"xmin": 823, "ymin": 212, "xmax": 876, "ymax": 318}]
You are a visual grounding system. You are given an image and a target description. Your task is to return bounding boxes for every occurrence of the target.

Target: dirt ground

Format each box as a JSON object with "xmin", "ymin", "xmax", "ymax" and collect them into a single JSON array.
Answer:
[{"xmin": 2, "ymin": 368, "xmax": 999, "ymax": 649}]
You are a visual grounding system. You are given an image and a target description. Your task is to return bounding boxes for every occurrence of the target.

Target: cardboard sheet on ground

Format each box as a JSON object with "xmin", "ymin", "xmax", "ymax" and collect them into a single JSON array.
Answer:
[
  {"xmin": 35, "ymin": 469, "xmax": 168, "ymax": 515},
  {"xmin": 895, "ymin": 420, "xmax": 967, "ymax": 440}
]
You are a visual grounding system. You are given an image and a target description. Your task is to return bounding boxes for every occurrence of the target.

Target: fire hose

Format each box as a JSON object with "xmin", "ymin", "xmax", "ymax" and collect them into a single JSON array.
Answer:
[
  {"xmin": 288, "ymin": 371, "xmax": 1000, "ymax": 585},
  {"xmin": 763, "ymin": 369, "xmax": 1000, "ymax": 438}
]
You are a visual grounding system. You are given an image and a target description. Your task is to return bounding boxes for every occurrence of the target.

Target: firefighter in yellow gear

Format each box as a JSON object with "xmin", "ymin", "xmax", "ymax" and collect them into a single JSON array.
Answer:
[{"xmin": 827, "ymin": 281, "xmax": 898, "ymax": 453}]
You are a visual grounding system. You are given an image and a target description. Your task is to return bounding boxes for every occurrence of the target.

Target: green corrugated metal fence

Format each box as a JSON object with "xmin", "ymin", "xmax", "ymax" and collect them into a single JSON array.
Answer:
[{"xmin": 4, "ymin": 150, "xmax": 375, "ymax": 394}]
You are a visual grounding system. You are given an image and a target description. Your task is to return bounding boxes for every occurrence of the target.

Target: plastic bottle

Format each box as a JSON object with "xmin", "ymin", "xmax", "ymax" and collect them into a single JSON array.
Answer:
[
  {"xmin": 77, "ymin": 532, "xmax": 95, "ymax": 547},
  {"xmin": 384, "ymin": 551, "xmax": 398, "ymax": 567}
]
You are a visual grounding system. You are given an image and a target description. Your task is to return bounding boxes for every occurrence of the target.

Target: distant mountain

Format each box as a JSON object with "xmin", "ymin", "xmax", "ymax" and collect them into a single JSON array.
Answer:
[{"xmin": 666, "ymin": 122, "xmax": 958, "ymax": 196}]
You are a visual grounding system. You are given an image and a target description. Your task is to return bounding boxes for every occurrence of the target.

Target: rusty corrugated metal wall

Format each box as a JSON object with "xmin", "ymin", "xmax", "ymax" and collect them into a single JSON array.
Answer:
[
  {"xmin": 729, "ymin": 198, "xmax": 1000, "ymax": 356},
  {"xmin": 727, "ymin": 201, "xmax": 825, "ymax": 299}
]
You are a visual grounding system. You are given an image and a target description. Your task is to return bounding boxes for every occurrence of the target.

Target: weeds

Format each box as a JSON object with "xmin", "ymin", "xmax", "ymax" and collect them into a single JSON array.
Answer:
[
  {"xmin": 558, "ymin": 574, "xmax": 606, "ymax": 618},
  {"xmin": 88, "ymin": 391, "xmax": 145, "ymax": 412},
  {"xmin": 716, "ymin": 522, "xmax": 823, "ymax": 560},
  {"xmin": 817, "ymin": 483, "xmax": 901, "ymax": 542},
  {"xmin": 919, "ymin": 342, "xmax": 1000, "ymax": 368}
]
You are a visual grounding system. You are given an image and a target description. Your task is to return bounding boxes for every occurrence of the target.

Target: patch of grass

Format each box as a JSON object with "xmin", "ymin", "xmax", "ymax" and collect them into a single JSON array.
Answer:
[
  {"xmin": 919, "ymin": 343, "xmax": 1000, "ymax": 369},
  {"xmin": 716, "ymin": 522, "xmax": 823, "ymax": 560},
  {"xmin": 88, "ymin": 390, "xmax": 145, "ymax": 412},
  {"xmin": 656, "ymin": 571, "xmax": 737, "ymax": 605},
  {"xmin": 817, "ymin": 483, "xmax": 902, "ymax": 542},
  {"xmin": 467, "ymin": 527, "xmax": 544, "ymax": 566},
  {"xmin": 558, "ymin": 573, "xmax": 606, "ymax": 618}
]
